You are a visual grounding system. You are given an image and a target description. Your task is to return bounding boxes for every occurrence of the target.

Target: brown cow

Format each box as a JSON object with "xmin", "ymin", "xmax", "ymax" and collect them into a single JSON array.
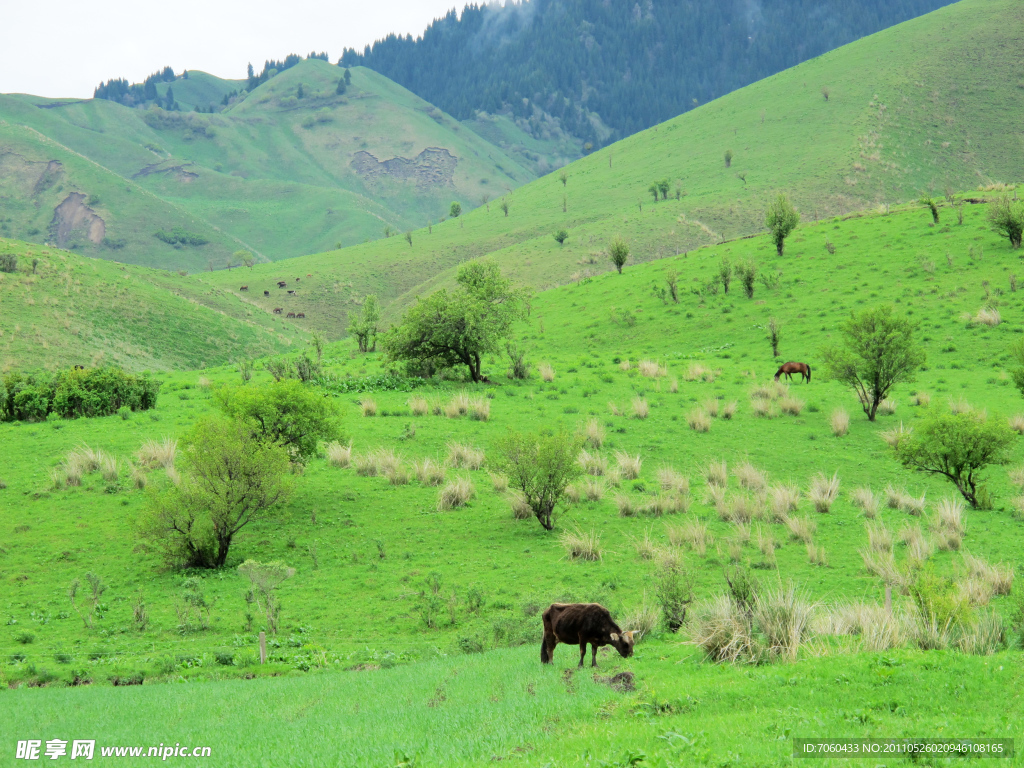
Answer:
[
  {"xmin": 273, "ymin": 308, "xmax": 283, "ymax": 314},
  {"xmin": 264, "ymin": 290, "xmax": 270, "ymax": 297},
  {"xmin": 277, "ymin": 281, "xmax": 287, "ymax": 288},
  {"xmin": 295, "ymin": 277, "xmax": 300, "ymax": 282},
  {"xmin": 296, "ymin": 312, "xmax": 305, "ymax": 318},
  {"xmin": 306, "ymin": 274, "xmax": 312, "ymax": 277},
  {"xmin": 239, "ymin": 285, "xmax": 248, "ymax": 291},
  {"xmin": 541, "ymin": 603, "xmax": 635, "ymax": 668},
  {"xmin": 286, "ymin": 312, "xmax": 296, "ymax": 318}
]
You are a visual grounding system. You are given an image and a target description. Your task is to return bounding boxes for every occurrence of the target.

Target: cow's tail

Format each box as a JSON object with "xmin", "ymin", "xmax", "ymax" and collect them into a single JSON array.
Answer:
[{"xmin": 540, "ymin": 636, "xmax": 552, "ymax": 664}]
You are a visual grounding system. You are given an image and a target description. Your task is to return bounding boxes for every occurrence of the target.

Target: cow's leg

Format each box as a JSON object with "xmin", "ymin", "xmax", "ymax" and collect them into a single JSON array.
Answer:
[
  {"xmin": 591, "ymin": 643, "xmax": 598, "ymax": 667},
  {"xmin": 578, "ymin": 642, "xmax": 586, "ymax": 668}
]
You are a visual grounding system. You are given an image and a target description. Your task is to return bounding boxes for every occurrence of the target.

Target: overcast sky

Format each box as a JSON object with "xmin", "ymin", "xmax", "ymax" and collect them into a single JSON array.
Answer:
[{"xmin": 0, "ymin": 0, "xmax": 467, "ymax": 98}]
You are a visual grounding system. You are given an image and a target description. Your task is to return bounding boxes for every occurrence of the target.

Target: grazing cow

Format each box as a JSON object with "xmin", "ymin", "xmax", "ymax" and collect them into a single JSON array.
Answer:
[
  {"xmin": 287, "ymin": 290, "xmax": 295, "ymax": 295},
  {"xmin": 296, "ymin": 312, "xmax": 305, "ymax": 318},
  {"xmin": 541, "ymin": 603, "xmax": 635, "ymax": 668},
  {"xmin": 277, "ymin": 281, "xmax": 287, "ymax": 288},
  {"xmin": 264, "ymin": 290, "xmax": 270, "ymax": 297},
  {"xmin": 286, "ymin": 312, "xmax": 296, "ymax": 318},
  {"xmin": 239, "ymin": 285, "xmax": 248, "ymax": 291},
  {"xmin": 306, "ymin": 274, "xmax": 312, "ymax": 277},
  {"xmin": 295, "ymin": 277, "xmax": 300, "ymax": 282},
  {"xmin": 273, "ymin": 308, "xmax": 283, "ymax": 314},
  {"xmin": 774, "ymin": 361, "xmax": 811, "ymax": 383}
]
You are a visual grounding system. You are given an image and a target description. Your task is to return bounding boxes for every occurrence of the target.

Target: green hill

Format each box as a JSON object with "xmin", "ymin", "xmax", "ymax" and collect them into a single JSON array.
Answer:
[
  {"xmin": 0, "ymin": 238, "xmax": 304, "ymax": 372},
  {"xmin": 199, "ymin": 0, "xmax": 1024, "ymax": 337},
  {"xmin": 1, "ymin": 198, "xmax": 1022, "ymax": 765},
  {"xmin": 0, "ymin": 62, "xmax": 537, "ymax": 271}
]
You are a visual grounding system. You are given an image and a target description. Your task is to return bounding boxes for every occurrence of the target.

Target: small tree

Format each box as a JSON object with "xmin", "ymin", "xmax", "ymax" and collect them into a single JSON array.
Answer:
[
  {"xmin": 553, "ymin": 228, "xmax": 568, "ymax": 246},
  {"xmin": 310, "ymin": 331, "xmax": 325, "ymax": 364},
  {"xmin": 736, "ymin": 260, "xmax": 757, "ymax": 299},
  {"xmin": 559, "ymin": 170, "xmax": 568, "ymax": 187},
  {"xmin": 719, "ymin": 258, "xmax": 732, "ymax": 293},
  {"xmin": 919, "ymin": 196, "xmax": 940, "ymax": 225},
  {"xmin": 609, "ymin": 238, "xmax": 630, "ymax": 274},
  {"xmin": 724, "ymin": 150, "xmax": 733, "ymax": 168},
  {"xmin": 822, "ymin": 306, "xmax": 926, "ymax": 421},
  {"xmin": 236, "ymin": 358, "xmax": 253, "ymax": 383},
  {"xmin": 238, "ymin": 559, "xmax": 296, "ymax": 634},
  {"xmin": 821, "ymin": 86, "xmax": 830, "ymax": 102},
  {"xmin": 665, "ymin": 269, "xmax": 679, "ymax": 303},
  {"xmin": 214, "ymin": 379, "xmax": 340, "ymax": 462},
  {"xmin": 348, "ymin": 294, "xmax": 381, "ymax": 353},
  {"xmin": 506, "ymin": 342, "xmax": 529, "ymax": 380},
  {"xmin": 494, "ymin": 429, "xmax": 582, "ymax": 531},
  {"xmin": 235, "ymin": 250, "xmax": 255, "ymax": 270},
  {"xmin": 766, "ymin": 317, "xmax": 781, "ymax": 357},
  {"xmin": 894, "ymin": 411, "xmax": 1016, "ymax": 507},
  {"xmin": 449, "ymin": 201, "xmax": 462, "ymax": 218},
  {"xmin": 336, "ymin": 78, "xmax": 347, "ymax": 95},
  {"xmin": 989, "ymin": 196, "xmax": 1024, "ymax": 249},
  {"xmin": 655, "ymin": 556, "xmax": 694, "ymax": 632},
  {"xmin": 765, "ymin": 193, "xmax": 800, "ymax": 256},
  {"xmin": 648, "ymin": 183, "xmax": 659, "ymax": 202},
  {"xmin": 500, "ymin": 198, "xmax": 509, "ymax": 217},
  {"xmin": 657, "ymin": 179, "xmax": 671, "ymax": 200},
  {"xmin": 404, "ymin": 232, "xmax": 413, "ymax": 247},
  {"xmin": 139, "ymin": 417, "xmax": 292, "ymax": 568}
]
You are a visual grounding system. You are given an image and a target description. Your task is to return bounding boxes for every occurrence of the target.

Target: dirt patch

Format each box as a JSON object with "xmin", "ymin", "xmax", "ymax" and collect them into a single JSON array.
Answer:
[
  {"xmin": 350, "ymin": 147, "xmax": 458, "ymax": 188},
  {"xmin": 49, "ymin": 193, "xmax": 105, "ymax": 246},
  {"xmin": 132, "ymin": 161, "xmax": 198, "ymax": 183},
  {"xmin": 594, "ymin": 671, "xmax": 635, "ymax": 692}
]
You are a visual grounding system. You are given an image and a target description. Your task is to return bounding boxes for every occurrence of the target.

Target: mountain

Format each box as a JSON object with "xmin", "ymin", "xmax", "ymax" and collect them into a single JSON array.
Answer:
[
  {"xmin": 343, "ymin": 0, "xmax": 958, "ymax": 149},
  {"xmin": 199, "ymin": 0, "xmax": 1024, "ymax": 338},
  {"xmin": 0, "ymin": 61, "xmax": 538, "ymax": 272}
]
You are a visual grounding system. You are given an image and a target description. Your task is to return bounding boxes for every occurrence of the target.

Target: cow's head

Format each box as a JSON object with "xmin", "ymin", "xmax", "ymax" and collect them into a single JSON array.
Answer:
[{"xmin": 609, "ymin": 631, "xmax": 636, "ymax": 658}]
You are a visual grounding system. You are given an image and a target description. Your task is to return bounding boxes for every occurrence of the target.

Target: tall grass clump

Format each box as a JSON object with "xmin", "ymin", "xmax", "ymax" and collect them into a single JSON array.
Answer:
[
  {"xmin": 721, "ymin": 400, "xmax": 738, "ymax": 420},
  {"xmin": 445, "ymin": 391, "xmax": 471, "ymax": 418},
  {"xmin": 508, "ymin": 490, "xmax": 532, "ymax": 520},
  {"xmin": 767, "ymin": 484, "xmax": 800, "ymax": 521},
  {"xmin": 326, "ymin": 441, "xmax": 353, "ymax": 468},
  {"xmin": 829, "ymin": 408, "xmax": 850, "ymax": 437},
  {"xmin": 488, "ymin": 472, "xmax": 509, "ymax": 493},
  {"xmin": 615, "ymin": 493, "xmax": 638, "ymax": 518},
  {"xmin": 360, "ymin": 398, "xmax": 378, "ymax": 417},
  {"xmin": 1009, "ymin": 414, "xmax": 1024, "ymax": 435},
  {"xmin": 614, "ymin": 451, "xmax": 642, "ymax": 480},
  {"xmin": 668, "ymin": 519, "xmax": 713, "ymax": 555},
  {"xmin": 408, "ymin": 396, "xmax": 429, "ymax": 416},
  {"xmin": 687, "ymin": 409, "xmax": 711, "ymax": 432},
  {"xmin": 414, "ymin": 458, "xmax": 446, "ymax": 486},
  {"xmin": 137, "ymin": 438, "xmax": 177, "ymax": 469},
  {"xmin": 447, "ymin": 442, "xmax": 485, "ymax": 470},
  {"xmin": 582, "ymin": 477, "xmax": 605, "ymax": 502},
  {"xmin": 807, "ymin": 472, "xmax": 840, "ymax": 513},
  {"xmin": 560, "ymin": 526, "xmax": 602, "ymax": 561},
  {"xmin": 850, "ymin": 487, "xmax": 880, "ymax": 518},
  {"xmin": 129, "ymin": 462, "xmax": 147, "ymax": 490},
  {"xmin": 657, "ymin": 467, "xmax": 689, "ymax": 495},
  {"xmin": 577, "ymin": 449, "xmax": 607, "ymax": 476},
  {"xmin": 784, "ymin": 515, "xmax": 816, "ymax": 544},
  {"xmin": 961, "ymin": 552, "xmax": 1014, "ymax": 596},
  {"xmin": 865, "ymin": 521, "xmax": 894, "ymax": 553},
  {"xmin": 583, "ymin": 418, "xmax": 605, "ymax": 449},
  {"xmin": 779, "ymin": 396, "xmax": 804, "ymax": 416},
  {"xmin": 638, "ymin": 359, "xmax": 666, "ymax": 378},
  {"xmin": 468, "ymin": 397, "xmax": 491, "ymax": 421},
  {"xmin": 628, "ymin": 529, "xmax": 658, "ymax": 560},
  {"xmin": 877, "ymin": 399, "xmax": 897, "ymax": 416},
  {"xmin": 539, "ymin": 363, "xmax": 555, "ymax": 382},
  {"xmin": 879, "ymin": 422, "xmax": 912, "ymax": 448},
  {"xmin": 973, "ymin": 307, "xmax": 1001, "ymax": 326},
  {"xmin": 437, "ymin": 476, "xmax": 474, "ymax": 511},
  {"xmin": 734, "ymin": 461, "xmax": 767, "ymax": 492},
  {"xmin": 100, "ymin": 455, "xmax": 119, "ymax": 483},
  {"xmin": 631, "ymin": 397, "xmax": 649, "ymax": 419},
  {"xmin": 702, "ymin": 459, "xmax": 728, "ymax": 488}
]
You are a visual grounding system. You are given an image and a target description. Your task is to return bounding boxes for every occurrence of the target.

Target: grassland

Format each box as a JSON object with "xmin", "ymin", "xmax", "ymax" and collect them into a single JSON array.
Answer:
[
  {"xmin": 0, "ymin": 239, "xmax": 305, "ymax": 371},
  {"xmin": 1, "ymin": 198, "xmax": 1023, "ymax": 764},
  {"xmin": 0, "ymin": 62, "xmax": 536, "ymax": 271},
  {"xmin": 200, "ymin": 0, "xmax": 1024, "ymax": 338}
]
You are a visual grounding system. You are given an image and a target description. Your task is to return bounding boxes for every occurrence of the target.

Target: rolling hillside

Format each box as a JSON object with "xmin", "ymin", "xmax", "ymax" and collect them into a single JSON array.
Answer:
[
  {"xmin": 0, "ymin": 239, "xmax": 305, "ymax": 372},
  {"xmin": 0, "ymin": 62, "xmax": 536, "ymax": 271},
  {"xmin": 199, "ymin": 0, "xmax": 1024, "ymax": 340}
]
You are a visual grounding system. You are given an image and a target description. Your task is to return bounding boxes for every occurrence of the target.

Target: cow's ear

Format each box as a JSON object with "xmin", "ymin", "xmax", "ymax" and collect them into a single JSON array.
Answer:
[{"xmin": 610, "ymin": 632, "xmax": 619, "ymax": 642}]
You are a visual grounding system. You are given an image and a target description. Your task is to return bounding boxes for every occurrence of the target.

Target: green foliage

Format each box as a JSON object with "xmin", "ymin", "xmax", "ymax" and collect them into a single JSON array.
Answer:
[
  {"xmin": 765, "ymin": 193, "xmax": 800, "ymax": 256},
  {"xmin": 0, "ymin": 366, "xmax": 160, "ymax": 422},
  {"xmin": 608, "ymin": 238, "xmax": 630, "ymax": 274},
  {"xmin": 718, "ymin": 258, "xmax": 732, "ymax": 293},
  {"xmin": 139, "ymin": 417, "xmax": 292, "ymax": 568},
  {"xmin": 735, "ymin": 260, "xmax": 757, "ymax": 299},
  {"xmin": 724, "ymin": 149, "xmax": 733, "ymax": 168},
  {"xmin": 383, "ymin": 261, "xmax": 530, "ymax": 382},
  {"xmin": 154, "ymin": 228, "xmax": 210, "ymax": 247},
  {"xmin": 238, "ymin": 560, "xmax": 296, "ymax": 634},
  {"xmin": 919, "ymin": 195, "xmax": 940, "ymax": 224},
  {"xmin": 822, "ymin": 305, "xmax": 925, "ymax": 421},
  {"xmin": 553, "ymin": 228, "xmax": 568, "ymax": 246},
  {"xmin": 988, "ymin": 196, "xmax": 1024, "ymax": 248},
  {"xmin": 894, "ymin": 410, "xmax": 1016, "ymax": 507},
  {"xmin": 449, "ymin": 202, "xmax": 462, "ymax": 218},
  {"xmin": 655, "ymin": 557, "xmax": 694, "ymax": 632},
  {"xmin": 214, "ymin": 380, "xmax": 341, "ymax": 462},
  {"xmin": 348, "ymin": 295, "xmax": 381, "ymax": 353},
  {"xmin": 0, "ymin": 253, "xmax": 16, "ymax": 273},
  {"xmin": 493, "ymin": 428, "xmax": 582, "ymax": 530}
]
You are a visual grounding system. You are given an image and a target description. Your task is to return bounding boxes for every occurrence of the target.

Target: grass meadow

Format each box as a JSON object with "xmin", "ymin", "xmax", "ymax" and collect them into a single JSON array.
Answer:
[{"xmin": 2, "ymin": 198, "xmax": 1024, "ymax": 764}]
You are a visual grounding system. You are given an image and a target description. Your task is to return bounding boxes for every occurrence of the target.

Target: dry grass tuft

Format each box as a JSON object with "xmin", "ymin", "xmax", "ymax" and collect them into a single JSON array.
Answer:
[
  {"xmin": 750, "ymin": 396, "xmax": 776, "ymax": 419},
  {"xmin": 583, "ymin": 418, "xmax": 605, "ymax": 449},
  {"xmin": 703, "ymin": 399, "xmax": 721, "ymax": 418},
  {"xmin": 129, "ymin": 462, "xmax": 147, "ymax": 490},
  {"xmin": 577, "ymin": 449, "xmax": 607, "ymax": 476},
  {"xmin": 137, "ymin": 437, "xmax": 177, "ymax": 470},
  {"xmin": 468, "ymin": 397, "xmax": 491, "ymax": 421},
  {"xmin": 913, "ymin": 391, "xmax": 932, "ymax": 407},
  {"xmin": 615, "ymin": 493, "xmax": 638, "ymax": 518},
  {"xmin": 630, "ymin": 397, "xmax": 650, "ymax": 420},
  {"xmin": 850, "ymin": 487, "xmax": 880, "ymax": 518},
  {"xmin": 629, "ymin": 528, "xmax": 658, "ymax": 560},
  {"xmin": 437, "ymin": 476, "xmax": 474, "ymax": 511},
  {"xmin": 973, "ymin": 307, "xmax": 1001, "ymax": 326},
  {"xmin": 560, "ymin": 526, "xmax": 602, "ymax": 561},
  {"xmin": 877, "ymin": 399, "xmax": 897, "ymax": 416},
  {"xmin": 488, "ymin": 472, "xmax": 509, "ymax": 493},
  {"xmin": 767, "ymin": 484, "xmax": 801, "ymax": 521},
  {"xmin": 948, "ymin": 396, "xmax": 973, "ymax": 415},
  {"xmin": 1009, "ymin": 414, "xmax": 1024, "ymax": 435},
  {"xmin": 728, "ymin": 493, "xmax": 758, "ymax": 524},
  {"xmin": 687, "ymin": 409, "xmax": 711, "ymax": 432},
  {"xmin": 326, "ymin": 441, "xmax": 353, "ymax": 468},
  {"xmin": 638, "ymin": 359, "xmax": 667, "ymax": 378},
  {"xmin": 684, "ymin": 363, "xmax": 716, "ymax": 382},
  {"xmin": 614, "ymin": 451, "xmax": 642, "ymax": 480},
  {"xmin": 447, "ymin": 442, "xmax": 485, "ymax": 470},
  {"xmin": 539, "ymin": 363, "xmax": 555, "ymax": 382},
  {"xmin": 582, "ymin": 477, "xmax": 605, "ymax": 502},
  {"xmin": 865, "ymin": 521, "xmax": 894, "ymax": 553},
  {"xmin": 879, "ymin": 422, "xmax": 912, "ymax": 448},
  {"xmin": 657, "ymin": 467, "xmax": 690, "ymax": 495},
  {"xmin": 619, "ymin": 359, "xmax": 632, "ymax": 371},
  {"xmin": 563, "ymin": 483, "xmax": 581, "ymax": 504},
  {"xmin": 806, "ymin": 542, "xmax": 828, "ymax": 567},
  {"xmin": 721, "ymin": 400, "xmax": 738, "ymax": 420},
  {"xmin": 829, "ymin": 409, "xmax": 850, "ymax": 437},
  {"xmin": 408, "ymin": 396, "xmax": 429, "ymax": 416},
  {"xmin": 734, "ymin": 461, "xmax": 767, "ymax": 492},
  {"xmin": 784, "ymin": 515, "xmax": 817, "ymax": 544},
  {"xmin": 669, "ymin": 379, "xmax": 679, "ymax": 394},
  {"xmin": 807, "ymin": 472, "xmax": 840, "ymax": 513},
  {"xmin": 100, "ymin": 455, "xmax": 119, "ymax": 483},
  {"xmin": 961, "ymin": 552, "xmax": 1014, "ymax": 596},
  {"xmin": 779, "ymin": 396, "xmax": 804, "ymax": 416},
  {"xmin": 931, "ymin": 497, "xmax": 966, "ymax": 536},
  {"xmin": 859, "ymin": 549, "xmax": 912, "ymax": 592},
  {"xmin": 413, "ymin": 458, "xmax": 446, "ymax": 486},
  {"xmin": 360, "ymin": 398, "xmax": 378, "ymax": 417},
  {"xmin": 668, "ymin": 519, "xmax": 713, "ymax": 555},
  {"xmin": 1008, "ymin": 465, "xmax": 1024, "ymax": 490},
  {"xmin": 702, "ymin": 459, "xmax": 728, "ymax": 488},
  {"xmin": 509, "ymin": 490, "xmax": 533, "ymax": 520}
]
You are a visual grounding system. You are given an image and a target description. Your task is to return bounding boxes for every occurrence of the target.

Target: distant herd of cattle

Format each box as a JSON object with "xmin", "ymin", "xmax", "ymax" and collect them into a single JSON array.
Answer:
[{"xmin": 238, "ymin": 274, "xmax": 312, "ymax": 319}]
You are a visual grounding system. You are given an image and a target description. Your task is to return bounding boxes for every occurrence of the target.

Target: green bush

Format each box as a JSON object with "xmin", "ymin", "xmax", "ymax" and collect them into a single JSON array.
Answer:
[
  {"xmin": 0, "ymin": 253, "xmax": 17, "ymax": 273},
  {"xmin": 1, "ymin": 366, "xmax": 160, "ymax": 422}
]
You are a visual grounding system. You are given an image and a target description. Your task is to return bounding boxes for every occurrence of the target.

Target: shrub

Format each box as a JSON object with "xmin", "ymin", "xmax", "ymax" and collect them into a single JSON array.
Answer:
[
  {"xmin": 807, "ymin": 472, "xmax": 840, "ymax": 513},
  {"xmin": 988, "ymin": 195, "xmax": 1024, "ymax": 248},
  {"xmin": 326, "ymin": 441, "xmax": 353, "ymax": 468},
  {"xmin": 721, "ymin": 400, "xmax": 737, "ymax": 419},
  {"xmin": 583, "ymin": 418, "xmax": 605, "ymax": 449},
  {"xmin": 608, "ymin": 238, "xmax": 630, "ymax": 273},
  {"xmin": 765, "ymin": 193, "xmax": 800, "ymax": 256},
  {"xmin": 2, "ymin": 366, "xmax": 161, "ymax": 422},
  {"xmin": 493, "ymin": 429, "xmax": 581, "ymax": 530},
  {"xmin": 830, "ymin": 408, "xmax": 850, "ymax": 436},
  {"xmin": 560, "ymin": 526, "xmax": 602, "ymax": 561},
  {"xmin": 538, "ymin": 363, "xmax": 555, "ymax": 383},
  {"xmin": 437, "ymin": 477, "xmax": 474, "ymax": 511}
]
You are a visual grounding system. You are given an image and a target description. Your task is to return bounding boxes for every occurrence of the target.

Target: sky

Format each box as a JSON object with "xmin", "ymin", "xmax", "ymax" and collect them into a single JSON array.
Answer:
[{"xmin": 0, "ymin": 0, "xmax": 467, "ymax": 98}]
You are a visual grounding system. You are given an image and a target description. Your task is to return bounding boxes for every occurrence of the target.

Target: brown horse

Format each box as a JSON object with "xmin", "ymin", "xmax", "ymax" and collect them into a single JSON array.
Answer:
[{"xmin": 775, "ymin": 361, "xmax": 811, "ymax": 383}]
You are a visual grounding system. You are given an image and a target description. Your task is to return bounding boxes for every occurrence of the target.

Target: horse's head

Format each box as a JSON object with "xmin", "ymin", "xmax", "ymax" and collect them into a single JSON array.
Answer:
[{"xmin": 773, "ymin": 373, "xmax": 781, "ymax": 381}]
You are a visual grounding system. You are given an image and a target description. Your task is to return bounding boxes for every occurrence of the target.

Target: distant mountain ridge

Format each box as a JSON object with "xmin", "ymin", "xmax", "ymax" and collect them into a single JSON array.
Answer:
[{"xmin": 342, "ymin": 0, "xmax": 958, "ymax": 148}]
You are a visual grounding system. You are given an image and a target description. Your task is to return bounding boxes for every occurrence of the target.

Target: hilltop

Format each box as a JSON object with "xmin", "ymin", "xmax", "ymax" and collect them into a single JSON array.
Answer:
[
  {"xmin": 0, "ymin": 239, "xmax": 304, "ymax": 372},
  {"xmin": 201, "ymin": 0, "xmax": 1024, "ymax": 338},
  {"xmin": 0, "ymin": 62, "xmax": 536, "ymax": 272}
]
